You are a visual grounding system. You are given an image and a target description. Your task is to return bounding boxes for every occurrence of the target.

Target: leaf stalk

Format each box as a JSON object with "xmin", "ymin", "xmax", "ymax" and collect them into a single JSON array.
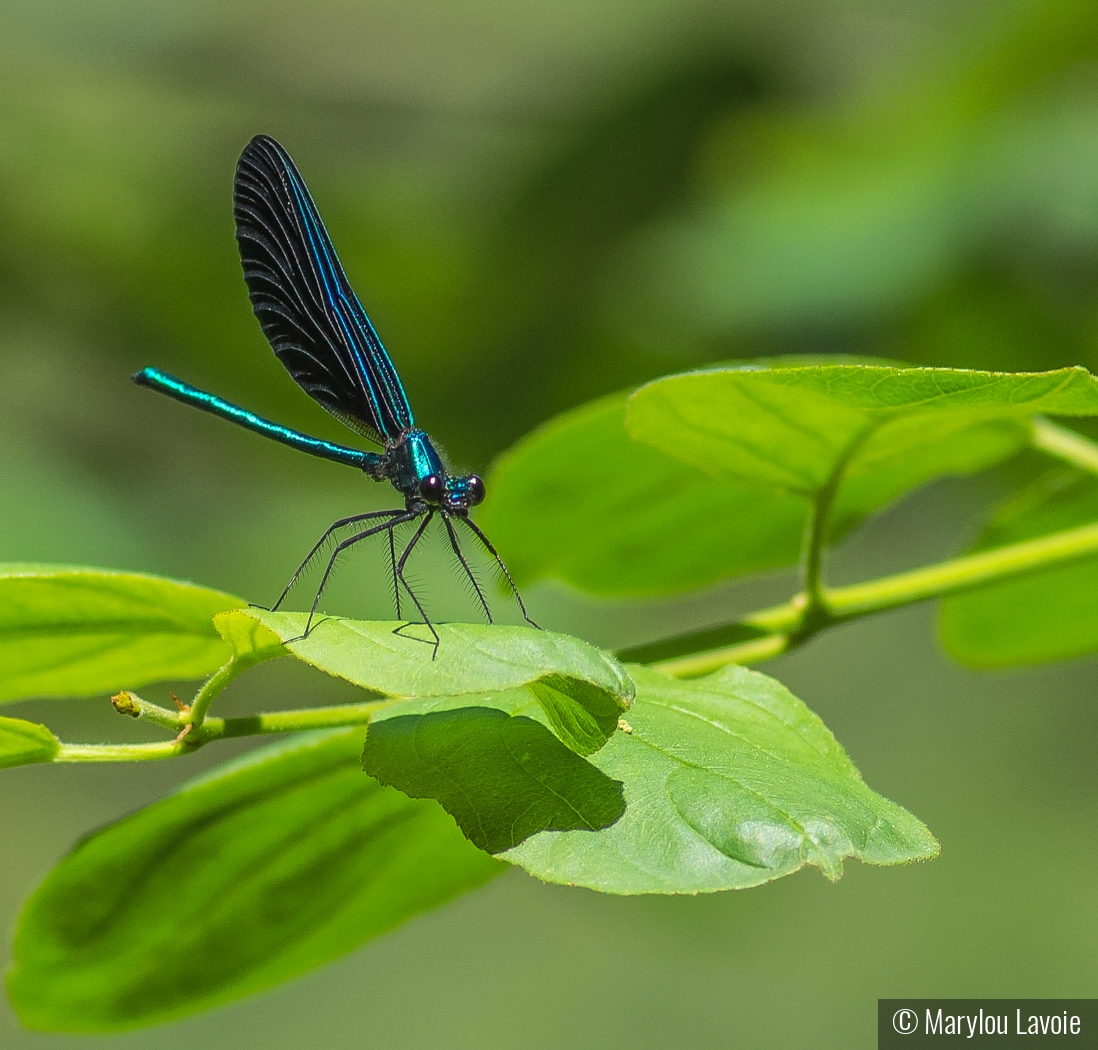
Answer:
[{"xmin": 800, "ymin": 423, "xmax": 875, "ymax": 618}]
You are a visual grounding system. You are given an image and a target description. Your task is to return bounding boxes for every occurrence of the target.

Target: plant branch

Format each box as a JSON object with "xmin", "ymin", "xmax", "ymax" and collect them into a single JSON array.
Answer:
[
  {"xmin": 199, "ymin": 700, "xmax": 393, "ymax": 740},
  {"xmin": 652, "ymin": 515, "xmax": 1098, "ymax": 677},
  {"xmin": 52, "ymin": 697, "xmax": 397, "ymax": 763},
  {"xmin": 55, "ymin": 740, "xmax": 197, "ymax": 763},
  {"xmin": 1032, "ymin": 418, "xmax": 1098, "ymax": 476}
]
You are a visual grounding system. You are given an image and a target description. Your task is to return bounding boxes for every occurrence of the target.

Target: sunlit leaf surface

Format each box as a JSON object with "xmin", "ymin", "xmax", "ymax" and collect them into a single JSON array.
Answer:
[
  {"xmin": 226, "ymin": 609, "xmax": 634, "ymax": 753},
  {"xmin": 366, "ymin": 664, "xmax": 937, "ymax": 893},
  {"xmin": 508, "ymin": 665, "xmax": 938, "ymax": 892},
  {"xmin": 482, "ymin": 394, "xmax": 809, "ymax": 596},
  {"xmin": 0, "ymin": 565, "xmax": 244, "ymax": 703},
  {"xmin": 628, "ymin": 365, "xmax": 1098, "ymax": 494},
  {"xmin": 487, "ymin": 364, "xmax": 1098, "ymax": 597}
]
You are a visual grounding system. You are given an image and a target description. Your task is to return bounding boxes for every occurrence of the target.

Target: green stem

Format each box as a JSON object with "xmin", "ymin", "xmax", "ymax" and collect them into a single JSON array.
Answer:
[
  {"xmin": 55, "ymin": 697, "xmax": 398, "ymax": 763},
  {"xmin": 198, "ymin": 699, "xmax": 395, "ymax": 740},
  {"xmin": 1032, "ymin": 417, "xmax": 1098, "ymax": 476},
  {"xmin": 827, "ymin": 520, "xmax": 1098, "ymax": 614},
  {"xmin": 55, "ymin": 740, "xmax": 196, "ymax": 763},
  {"xmin": 655, "ymin": 516, "xmax": 1098, "ymax": 676}
]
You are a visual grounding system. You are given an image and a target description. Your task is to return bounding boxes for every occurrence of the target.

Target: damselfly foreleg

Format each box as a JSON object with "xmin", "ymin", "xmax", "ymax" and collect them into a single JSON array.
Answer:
[{"xmin": 458, "ymin": 516, "xmax": 539, "ymax": 629}]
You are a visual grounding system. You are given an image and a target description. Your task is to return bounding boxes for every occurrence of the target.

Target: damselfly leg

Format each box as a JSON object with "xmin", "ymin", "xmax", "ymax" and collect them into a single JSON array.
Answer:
[
  {"xmin": 392, "ymin": 511, "xmax": 440, "ymax": 655},
  {"xmin": 300, "ymin": 511, "xmax": 418, "ymax": 636},
  {"xmin": 267, "ymin": 508, "xmax": 409, "ymax": 613},
  {"xmin": 443, "ymin": 514, "xmax": 493, "ymax": 624},
  {"xmin": 459, "ymin": 515, "xmax": 539, "ymax": 629}
]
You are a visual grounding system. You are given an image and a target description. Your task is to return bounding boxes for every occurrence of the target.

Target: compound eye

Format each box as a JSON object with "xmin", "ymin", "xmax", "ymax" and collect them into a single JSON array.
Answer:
[
  {"xmin": 418, "ymin": 474, "xmax": 444, "ymax": 502},
  {"xmin": 466, "ymin": 475, "xmax": 485, "ymax": 505}
]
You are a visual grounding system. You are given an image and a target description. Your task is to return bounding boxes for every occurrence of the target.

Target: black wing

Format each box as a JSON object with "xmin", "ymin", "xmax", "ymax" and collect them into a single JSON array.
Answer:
[{"xmin": 233, "ymin": 135, "xmax": 414, "ymax": 444}]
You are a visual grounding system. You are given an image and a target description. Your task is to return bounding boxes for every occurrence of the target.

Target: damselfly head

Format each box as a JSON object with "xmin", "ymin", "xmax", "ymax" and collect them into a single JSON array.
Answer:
[{"xmin": 440, "ymin": 473, "xmax": 485, "ymax": 513}]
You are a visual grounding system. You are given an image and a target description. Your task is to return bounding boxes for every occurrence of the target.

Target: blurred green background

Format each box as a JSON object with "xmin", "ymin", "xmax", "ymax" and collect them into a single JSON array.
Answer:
[{"xmin": 3, "ymin": 0, "xmax": 1098, "ymax": 1045}]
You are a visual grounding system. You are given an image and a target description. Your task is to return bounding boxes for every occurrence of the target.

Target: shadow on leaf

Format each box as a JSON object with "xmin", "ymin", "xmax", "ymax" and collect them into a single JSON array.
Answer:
[{"xmin": 362, "ymin": 707, "xmax": 625, "ymax": 853}]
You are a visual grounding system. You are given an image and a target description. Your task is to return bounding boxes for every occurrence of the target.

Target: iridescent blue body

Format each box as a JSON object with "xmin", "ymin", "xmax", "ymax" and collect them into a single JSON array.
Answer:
[
  {"xmin": 134, "ymin": 367, "xmax": 479, "ymax": 515},
  {"xmin": 134, "ymin": 367, "xmax": 381, "ymax": 472},
  {"xmin": 134, "ymin": 134, "xmax": 533, "ymax": 649}
]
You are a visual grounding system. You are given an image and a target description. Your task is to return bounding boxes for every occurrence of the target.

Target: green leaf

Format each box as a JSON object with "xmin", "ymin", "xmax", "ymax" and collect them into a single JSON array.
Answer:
[
  {"xmin": 526, "ymin": 674, "xmax": 626, "ymax": 756},
  {"xmin": 0, "ymin": 565, "xmax": 245, "ymax": 703},
  {"xmin": 7, "ymin": 729, "xmax": 501, "ymax": 1032},
  {"xmin": 480, "ymin": 393, "xmax": 809, "ymax": 596},
  {"xmin": 0, "ymin": 716, "xmax": 60, "ymax": 769},
  {"xmin": 499, "ymin": 665, "xmax": 937, "ymax": 893},
  {"xmin": 940, "ymin": 466, "xmax": 1098, "ymax": 666},
  {"xmin": 224, "ymin": 610, "xmax": 634, "ymax": 754},
  {"xmin": 627, "ymin": 364, "xmax": 1098, "ymax": 497},
  {"xmin": 485, "ymin": 364, "xmax": 1094, "ymax": 599},
  {"xmin": 363, "ymin": 665, "xmax": 936, "ymax": 892},
  {"xmin": 363, "ymin": 697, "xmax": 626, "ymax": 853}
]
